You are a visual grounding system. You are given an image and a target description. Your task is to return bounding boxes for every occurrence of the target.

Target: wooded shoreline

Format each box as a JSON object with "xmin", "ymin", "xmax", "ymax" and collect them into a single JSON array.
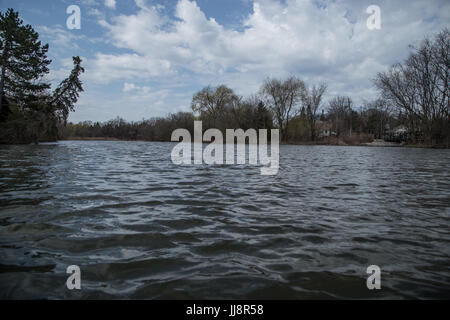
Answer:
[{"xmin": 52, "ymin": 137, "xmax": 446, "ymax": 149}]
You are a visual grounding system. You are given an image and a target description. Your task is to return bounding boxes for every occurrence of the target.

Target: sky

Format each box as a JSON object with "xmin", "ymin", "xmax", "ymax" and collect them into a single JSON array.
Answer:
[{"xmin": 0, "ymin": 0, "xmax": 449, "ymax": 123}]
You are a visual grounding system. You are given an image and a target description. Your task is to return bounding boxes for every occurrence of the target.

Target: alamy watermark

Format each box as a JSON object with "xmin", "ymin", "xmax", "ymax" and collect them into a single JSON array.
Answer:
[
  {"xmin": 366, "ymin": 5, "xmax": 381, "ymax": 30},
  {"xmin": 66, "ymin": 5, "xmax": 81, "ymax": 30},
  {"xmin": 171, "ymin": 121, "xmax": 280, "ymax": 176},
  {"xmin": 366, "ymin": 265, "xmax": 381, "ymax": 290},
  {"xmin": 66, "ymin": 265, "xmax": 81, "ymax": 290}
]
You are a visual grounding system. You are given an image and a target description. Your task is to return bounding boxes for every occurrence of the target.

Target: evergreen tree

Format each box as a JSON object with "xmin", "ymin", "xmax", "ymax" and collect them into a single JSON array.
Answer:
[
  {"xmin": 0, "ymin": 8, "xmax": 51, "ymax": 113},
  {"xmin": 51, "ymin": 56, "xmax": 85, "ymax": 124},
  {"xmin": 0, "ymin": 8, "xmax": 84, "ymax": 144}
]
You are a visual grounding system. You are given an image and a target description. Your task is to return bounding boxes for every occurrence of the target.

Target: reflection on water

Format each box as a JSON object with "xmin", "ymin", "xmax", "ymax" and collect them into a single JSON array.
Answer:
[{"xmin": 0, "ymin": 141, "xmax": 449, "ymax": 299}]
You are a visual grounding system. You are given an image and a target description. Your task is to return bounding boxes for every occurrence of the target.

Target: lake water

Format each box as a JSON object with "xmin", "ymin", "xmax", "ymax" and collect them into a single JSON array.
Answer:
[{"xmin": 0, "ymin": 141, "xmax": 449, "ymax": 299}]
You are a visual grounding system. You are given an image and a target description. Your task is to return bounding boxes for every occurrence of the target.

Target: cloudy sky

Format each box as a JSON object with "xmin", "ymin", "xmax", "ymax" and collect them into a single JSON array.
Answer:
[{"xmin": 1, "ymin": 0, "xmax": 449, "ymax": 122}]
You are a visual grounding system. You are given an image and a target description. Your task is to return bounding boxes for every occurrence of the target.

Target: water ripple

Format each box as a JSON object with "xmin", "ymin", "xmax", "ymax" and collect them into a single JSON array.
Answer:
[{"xmin": 0, "ymin": 141, "xmax": 449, "ymax": 299}]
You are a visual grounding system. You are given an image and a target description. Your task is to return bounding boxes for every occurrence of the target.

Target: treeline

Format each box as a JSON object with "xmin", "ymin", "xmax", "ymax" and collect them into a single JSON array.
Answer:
[
  {"xmin": 1, "ymin": 7, "xmax": 448, "ymax": 147},
  {"xmin": 63, "ymin": 28, "xmax": 449, "ymax": 147},
  {"xmin": 61, "ymin": 113, "xmax": 196, "ymax": 142},
  {"xmin": 61, "ymin": 96, "xmax": 400, "ymax": 144},
  {"xmin": 0, "ymin": 9, "xmax": 84, "ymax": 144}
]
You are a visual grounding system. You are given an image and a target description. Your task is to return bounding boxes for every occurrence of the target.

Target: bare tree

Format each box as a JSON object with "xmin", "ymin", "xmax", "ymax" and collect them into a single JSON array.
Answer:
[
  {"xmin": 360, "ymin": 99, "xmax": 392, "ymax": 139},
  {"xmin": 261, "ymin": 76, "xmax": 305, "ymax": 141},
  {"xmin": 328, "ymin": 96, "xmax": 353, "ymax": 137},
  {"xmin": 302, "ymin": 83, "xmax": 327, "ymax": 141},
  {"xmin": 374, "ymin": 28, "xmax": 449, "ymax": 145}
]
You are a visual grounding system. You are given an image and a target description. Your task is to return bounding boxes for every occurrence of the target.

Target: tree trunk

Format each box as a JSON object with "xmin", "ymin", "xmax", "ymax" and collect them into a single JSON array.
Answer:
[
  {"xmin": 0, "ymin": 43, "xmax": 9, "ymax": 115},
  {"xmin": 0, "ymin": 64, "xmax": 5, "ymax": 115},
  {"xmin": 310, "ymin": 119, "xmax": 315, "ymax": 141}
]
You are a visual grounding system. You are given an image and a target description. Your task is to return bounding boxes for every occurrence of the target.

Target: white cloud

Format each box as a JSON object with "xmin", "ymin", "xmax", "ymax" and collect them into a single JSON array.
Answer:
[
  {"xmin": 123, "ymin": 82, "xmax": 152, "ymax": 94},
  {"xmin": 88, "ymin": 8, "xmax": 103, "ymax": 18},
  {"xmin": 104, "ymin": 0, "xmax": 116, "ymax": 9},
  {"xmin": 87, "ymin": 53, "xmax": 173, "ymax": 83},
  {"xmin": 80, "ymin": 0, "xmax": 98, "ymax": 6},
  {"xmin": 123, "ymin": 82, "xmax": 137, "ymax": 92},
  {"xmin": 74, "ymin": 0, "xmax": 450, "ymax": 122},
  {"xmin": 37, "ymin": 25, "xmax": 85, "ymax": 51}
]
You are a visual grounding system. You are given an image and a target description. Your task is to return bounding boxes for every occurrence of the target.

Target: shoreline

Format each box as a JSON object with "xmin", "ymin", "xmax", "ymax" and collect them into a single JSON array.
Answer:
[{"xmin": 60, "ymin": 137, "xmax": 447, "ymax": 149}]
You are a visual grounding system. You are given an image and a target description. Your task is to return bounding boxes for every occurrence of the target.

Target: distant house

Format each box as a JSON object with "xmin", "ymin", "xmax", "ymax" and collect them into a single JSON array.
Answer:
[
  {"xmin": 385, "ymin": 125, "xmax": 409, "ymax": 142},
  {"xmin": 393, "ymin": 125, "xmax": 408, "ymax": 135},
  {"xmin": 316, "ymin": 121, "xmax": 335, "ymax": 138}
]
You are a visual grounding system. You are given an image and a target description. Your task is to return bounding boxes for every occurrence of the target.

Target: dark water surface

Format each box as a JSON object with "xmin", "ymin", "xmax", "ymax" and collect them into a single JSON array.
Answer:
[{"xmin": 0, "ymin": 141, "xmax": 449, "ymax": 299}]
